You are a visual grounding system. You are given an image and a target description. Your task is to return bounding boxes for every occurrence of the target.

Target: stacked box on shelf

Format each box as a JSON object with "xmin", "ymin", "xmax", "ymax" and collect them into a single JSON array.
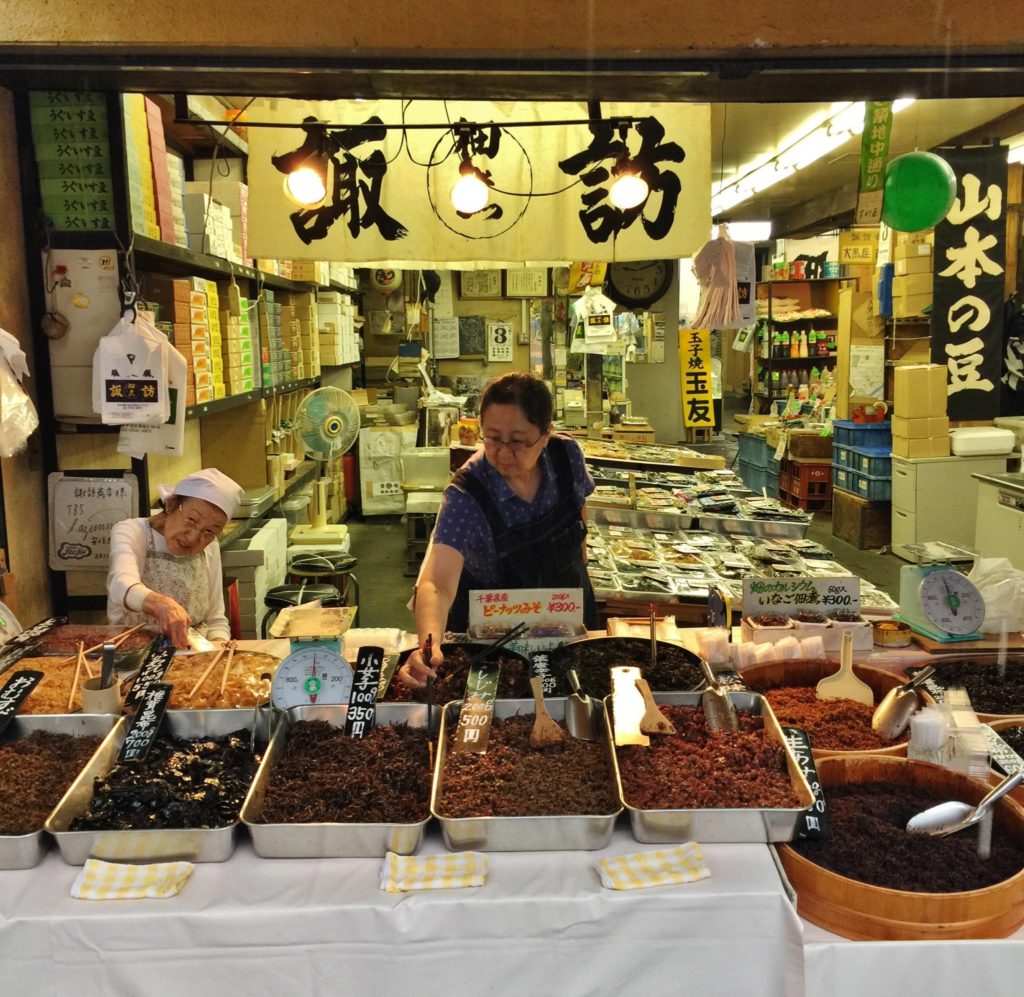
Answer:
[
  {"xmin": 185, "ymin": 180, "xmax": 246, "ymax": 264},
  {"xmin": 205, "ymin": 280, "xmax": 226, "ymax": 399},
  {"xmin": 257, "ymin": 290, "xmax": 282, "ymax": 386},
  {"xmin": 166, "ymin": 151, "xmax": 189, "ymax": 248},
  {"xmin": 286, "ymin": 260, "xmax": 331, "ymax": 286},
  {"xmin": 284, "ymin": 290, "xmax": 321, "ymax": 379},
  {"xmin": 143, "ymin": 96, "xmax": 175, "ymax": 244},
  {"xmin": 279, "ymin": 304, "xmax": 299, "ymax": 382},
  {"xmin": 736, "ymin": 433, "xmax": 776, "ymax": 497},
  {"xmin": 121, "ymin": 94, "xmax": 160, "ymax": 239},
  {"xmin": 892, "ymin": 233, "xmax": 934, "ymax": 319},
  {"xmin": 779, "ymin": 457, "xmax": 832, "ymax": 513},
  {"xmin": 892, "ymin": 363, "xmax": 950, "ymax": 459},
  {"xmin": 329, "ymin": 263, "xmax": 358, "ymax": 289},
  {"xmin": 221, "ymin": 283, "xmax": 260, "ymax": 395},
  {"xmin": 220, "ymin": 518, "xmax": 288, "ymax": 639},
  {"xmin": 317, "ymin": 290, "xmax": 360, "ymax": 366},
  {"xmin": 29, "ymin": 91, "xmax": 117, "ymax": 232},
  {"xmin": 140, "ymin": 274, "xmax": 196, "ymax": 405},
  {"xmin": 187, "ymin": 277, "xmax": 215, "ymax": 405}
]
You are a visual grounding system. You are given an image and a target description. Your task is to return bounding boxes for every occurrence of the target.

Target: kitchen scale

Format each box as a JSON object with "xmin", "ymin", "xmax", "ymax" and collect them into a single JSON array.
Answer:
[
  {"xmin": 270, "ymin": 643, "xmax": 354, "ymax": 710},
  {"xmin": 893, "ymin": 563, "xmax": 986, "ymax": 643}
]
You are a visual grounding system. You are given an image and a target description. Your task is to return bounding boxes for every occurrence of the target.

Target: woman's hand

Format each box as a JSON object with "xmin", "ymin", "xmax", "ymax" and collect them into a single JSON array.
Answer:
[
  {"xmin": 142, "ymin": 592, "xmax": 192, "ymax": 649},
  {"xmin": 398, "ymin": 643, "xmax": 443, "ymax": 689}
]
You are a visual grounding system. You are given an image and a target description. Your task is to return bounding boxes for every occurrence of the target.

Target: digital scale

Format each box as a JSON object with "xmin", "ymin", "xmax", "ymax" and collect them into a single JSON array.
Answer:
[{"xmin": 894, "ymin": 563, "xmax": 986, "ymax": 643}]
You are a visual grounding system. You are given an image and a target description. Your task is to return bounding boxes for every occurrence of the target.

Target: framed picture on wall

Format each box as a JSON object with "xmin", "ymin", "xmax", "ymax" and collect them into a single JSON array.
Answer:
[
  {"xmin": 458, "ymin": 270, "xmax": 502, "ymax": 299},
  {"xmin": 504, "ymin": 268, "xmax": 550, "ymax": 298}
]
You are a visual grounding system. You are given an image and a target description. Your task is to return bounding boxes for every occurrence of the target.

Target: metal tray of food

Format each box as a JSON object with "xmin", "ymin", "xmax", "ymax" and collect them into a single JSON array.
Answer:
[
  {"xmin": 607, "ymin": 691, "xmax": 815, "ymax": 844},
  {"xmin": 46, "ymin": 710, "xmax": 256, "ymax": 865},
  {"xmin": 586, "ymin": 504, "xmax": 696, "ymax": 532},
  {"xmin": 697, "ymin": 513, "xmax": 809, "ymax": 539},
  {"xmin": 431, "ymin": 698, "xmax": 621, "ymax": 852},
  {"xmin": 241, "ymin": 703, "xmax": 431, "ymax": 858},
  {"xmin": 0, "ymin": 713, "xmax": 118, "ymax": 870}
]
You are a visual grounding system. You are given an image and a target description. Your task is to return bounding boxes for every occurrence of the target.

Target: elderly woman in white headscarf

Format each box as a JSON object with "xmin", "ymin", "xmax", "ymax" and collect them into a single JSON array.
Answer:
[{"xmin": 106, "ymin": 468, "xmax": 244, "ymax": 648}]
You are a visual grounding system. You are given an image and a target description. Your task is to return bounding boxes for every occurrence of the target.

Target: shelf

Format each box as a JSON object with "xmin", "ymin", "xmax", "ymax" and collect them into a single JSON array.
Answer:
[
  {"xmin": 758, "ymin": 355, "xmax": 838, "ymax": 364},
  {"xmin": 761, "ymin": 316, "xmax": 838, "ymax": 324},
  {"xmin": 329, "ymin": 280, "xmax": 362, "ymax": 295},
  {"xmin": 186, "ymin": 387, "xmax": 261, "ymax": 421},
  {"xmin": 263, "ymin": 376, "xmax": 320, "ymax": 398},
  {"xmin": 756, "ymin": 278, "xmax": 852, "ymax": 286}
]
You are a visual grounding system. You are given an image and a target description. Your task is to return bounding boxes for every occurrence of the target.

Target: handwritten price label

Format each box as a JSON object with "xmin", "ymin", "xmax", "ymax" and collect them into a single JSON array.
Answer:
[{"xmin": 742, "ymin": 577, "xmax": 859, "ymax": 617}]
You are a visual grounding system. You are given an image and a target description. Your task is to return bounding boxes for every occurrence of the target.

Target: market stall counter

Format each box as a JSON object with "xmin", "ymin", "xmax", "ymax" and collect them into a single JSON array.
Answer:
[{"xmin": 0, "ymin": 831, "xmax": 805, "ymax": 997}]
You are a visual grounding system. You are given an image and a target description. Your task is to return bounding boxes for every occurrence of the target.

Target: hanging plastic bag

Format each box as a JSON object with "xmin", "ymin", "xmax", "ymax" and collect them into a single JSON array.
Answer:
[
  {"xmin": 92, "ymin": 312, "xmax": 168, "ymax": 425},
  {"xmin": 967, "ymin": 558, "xmax": 1024, "ymax": 634},
  {"xmin": 0, "ymin": 327, "xmax": 39, "ymax": 457}
]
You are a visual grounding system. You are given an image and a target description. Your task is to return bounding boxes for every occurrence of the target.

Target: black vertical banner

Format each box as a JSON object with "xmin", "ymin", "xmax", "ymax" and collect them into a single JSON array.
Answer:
[{"xmin": 931, "ymin": 147, "xmax": 1008, "ymax": 421}]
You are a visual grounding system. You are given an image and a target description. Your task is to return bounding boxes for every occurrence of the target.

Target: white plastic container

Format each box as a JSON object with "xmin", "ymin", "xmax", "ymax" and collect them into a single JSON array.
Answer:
[{"xmin": 950, "ymin": 427, "xmax": 1016, "ymax": 456}]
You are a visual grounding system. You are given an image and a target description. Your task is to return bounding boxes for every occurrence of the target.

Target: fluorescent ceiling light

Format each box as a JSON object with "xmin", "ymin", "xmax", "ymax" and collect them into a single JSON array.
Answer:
[
  {"xmin": 712, "ymin": 99, "xmax": 917, "ymax": 217},
  {"xmin": 714, "ymin": 221, "xmax": 772, "ymax": 242}
]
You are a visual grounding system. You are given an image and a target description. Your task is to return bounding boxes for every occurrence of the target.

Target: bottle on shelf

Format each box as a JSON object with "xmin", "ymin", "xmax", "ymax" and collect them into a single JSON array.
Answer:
[
  {"xmin": 817, "ymin": 333, "xmax": 829, "ymax": 357},
  {"xmin": 807, "ymin": 329, "xmax": 817, "ymax": 355},
  {"xmin": 789, "ymin": 330, "xmax": 799, "ymax": 358},
  {"xmin": 827, "ymin": 332, "xmax": 837, "ymax": 356},
  {"xmin": 799, "ymin": 330, "xmax": 809, "ymax": 358}
]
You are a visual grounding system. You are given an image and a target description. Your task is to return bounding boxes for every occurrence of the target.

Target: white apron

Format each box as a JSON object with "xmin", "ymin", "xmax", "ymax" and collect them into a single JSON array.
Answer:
[{"xmin": 118, "ymin": 523, "xmax": 210, "ymax": 629}]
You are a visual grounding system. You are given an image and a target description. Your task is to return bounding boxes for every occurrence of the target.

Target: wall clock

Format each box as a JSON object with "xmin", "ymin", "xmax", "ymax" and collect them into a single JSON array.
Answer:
[{"xmin": 604, "ymin": 259, "xmax": 675, "ymax": 309}]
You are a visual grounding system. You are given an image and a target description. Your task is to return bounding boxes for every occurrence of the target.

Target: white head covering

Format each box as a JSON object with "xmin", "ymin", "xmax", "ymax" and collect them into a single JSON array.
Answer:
[{"xmin": 158, "ymin": 468, "xmax": 244, "ymax": 520}]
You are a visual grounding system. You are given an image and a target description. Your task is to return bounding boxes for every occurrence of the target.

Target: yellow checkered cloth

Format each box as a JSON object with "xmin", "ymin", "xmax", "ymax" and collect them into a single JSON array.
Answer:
[
  {"xmin": 596, "ymin": 842, "xmax": 710, "ymax": 891},
  {"xmin": 380, "ymin": 851, "xmax": 489, "ymax": 893},
  {"xmin": 71, "ymin": 859, "xmax": 195, "ymax": 900}
]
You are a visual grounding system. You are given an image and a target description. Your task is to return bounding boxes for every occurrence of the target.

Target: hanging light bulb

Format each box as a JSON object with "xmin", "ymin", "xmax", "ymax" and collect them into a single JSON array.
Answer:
[
  {"xmin": 609, "ymin": 167, "xmax": 649, "ymax": 210},
  {"xmin": 284, "ymin": 165, "xmax": 327, "ymax": 206},
  {"xmin": 451, "ymin": 162, "xmax": 491, "ymax": 215}
]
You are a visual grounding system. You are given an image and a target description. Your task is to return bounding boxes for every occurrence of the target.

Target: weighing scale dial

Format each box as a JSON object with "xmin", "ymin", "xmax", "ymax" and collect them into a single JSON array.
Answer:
[
  {"xmin": 918, "ymin": 569, "xmax": 986, "ymax": 636},
  {"xmin": 271, "ymin": 645, "xmax": 353, "ymax": 710}
]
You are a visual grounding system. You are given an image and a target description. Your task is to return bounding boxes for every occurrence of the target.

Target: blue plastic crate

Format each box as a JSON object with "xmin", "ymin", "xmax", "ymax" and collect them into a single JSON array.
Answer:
[
  {"xmin": 767, "ymin": 454, "xmax": 782, "ymax": 475},
  {"xmin": 851, "ymin": 467, "xmax": 892, "ymax": 501},
  {"xmin": 851, "ymin": 445, "xmax": 892, "ymax": 478},
  {"xmin": 832, "ymin": 419, "xmax": 893, "ymax": 450},
  {"xmin": 833, "ymin": 443, "xmax": 855, "ymax": 469},
  {"xmin": 765, "ymin": 469, "xmax": 780, "ymax": 499},
  {"xmin": 832, "ymin": 464, "xmax": 854, "ymax": 494},
  {"xmin": 741, "ymin": 458, "xmax": 765, "ymax": 497},
  {"xmin": 737, "ymin": 433, "xmax": 769, "ymax": 469}
]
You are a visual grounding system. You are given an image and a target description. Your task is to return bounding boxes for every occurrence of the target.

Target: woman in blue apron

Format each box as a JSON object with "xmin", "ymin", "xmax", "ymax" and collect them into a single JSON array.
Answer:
[
  {"xmin": 400, "ymin": 373, "xmax": 596, "ymax": 687},
  {"xmin": 106, "ymin": 468, "xmax": 243, "ymax": 648}
]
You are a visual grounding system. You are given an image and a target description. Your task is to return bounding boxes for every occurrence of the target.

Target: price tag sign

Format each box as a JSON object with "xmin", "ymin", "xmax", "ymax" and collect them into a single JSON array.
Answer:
[
  {"xmin": 468, "ymin": 587, "xmax": 584, "ymax": 637},
  {"xmin": 0, "ymin": 641, "xmax": 30, "ymax": 675},
  {"xmin": 117, "ymin": 683, "xmax": 171, "ymax": 764},
  {"xmin": 125, "ymin": 637, "xmax": 175, "ymax": 709},
  {"xmin": 0, "ymin": 670, "xmax": 44, "ymax": 738},
  {"xmin": 742, "ymin": 576, "xmax": 860, "ymax": 616},
  {"xmin": 451, "ymin": 660, "xmax": 500, "ymax": 755},
  {"xmin": 7, "ymin": 616, "xmax": 68, "ymax": 647},
  {"xmin": 782, "ymin": 725, "xmax": 829, "ymax": 840},
  {"xmin": 982, "ymin": 725, "xmax": 1024, "ymax": 776},
  {"xmin": 345, "ymin": 646, "xmax": 384, "ymax": 739},
  {"xmin": 531, "ymin": 651, "xmax": 557, "ymax": 696}
]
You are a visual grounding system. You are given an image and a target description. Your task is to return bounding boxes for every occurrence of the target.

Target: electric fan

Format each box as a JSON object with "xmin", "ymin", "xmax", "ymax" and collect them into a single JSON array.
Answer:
[{"xmin": 290, "ymin": 386, "xmax": 360, "ymax": 544}]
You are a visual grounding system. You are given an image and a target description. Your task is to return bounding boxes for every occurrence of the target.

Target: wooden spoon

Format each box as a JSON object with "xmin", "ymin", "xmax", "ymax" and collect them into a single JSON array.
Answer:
[
  {"xmin": 529, "ymin": 676, "xmax": 567, "ymax": 748},
  {"xmin": 636, "ymin": 678, "xmax": 676, "ymax": 735}
]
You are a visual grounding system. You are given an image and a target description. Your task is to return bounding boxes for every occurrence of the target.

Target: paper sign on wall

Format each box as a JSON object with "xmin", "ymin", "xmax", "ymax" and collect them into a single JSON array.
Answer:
[
  {"xmin": 48, "ymin": 472, "xmax": 138, "ymax": 571},
  {"xmin": 678, "ymin": 328, "xmax": 714, "ymax": 427},
  {"xmin": 486, "ymin": 321, "xmax": 514, "ymax": 362},
  {"xmin": 742, "ymin": 576, "xmax": 860, "ymax": 615},
  {"xmin": 432, "ymin": 315, "xmax": 460, "ymax": 358}
]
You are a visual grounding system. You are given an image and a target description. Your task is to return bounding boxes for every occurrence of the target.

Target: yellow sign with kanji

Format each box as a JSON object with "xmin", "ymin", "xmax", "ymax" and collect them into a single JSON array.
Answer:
[
  {"xmin": 838, "ymin": 227, "xmax": 880, "ymax": 266},
  {"xmin": 678, "ymin": 328, "xmax": 714, "ymax": 427}
]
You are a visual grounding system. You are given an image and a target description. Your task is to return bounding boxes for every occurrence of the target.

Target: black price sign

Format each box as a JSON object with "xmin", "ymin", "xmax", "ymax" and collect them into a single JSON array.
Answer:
[
  {"xmin": 451, "ymin": 660, "xmax": 500, "ymax": 755},
  {"xmin": 0, "ymin": 642, "xmax": 30, "ymax": 675},
  {"xmin": 345, "ymin": 646, "xmax": 383, "ymax": 740},
  {"xmin": 8, "ymin": 616, "xmax": 67, "ymax": 646},
  {"xmin": 117, "ymin": 683, "xmax": 171, "ymax": 764},
  {"xmin": 0, "ymin": 670, "xmax": 44, "ymax": 738},
  {"xmin": 781, "ymin": 725, "xmax": 829, "ymax": 840},
  {"xmin": 125, "ymin": 636, "xmax": 175, "ymax": 709},
  {"xmin": 531, "ymin": 651, "xmax": 556, "ymax": 696}
]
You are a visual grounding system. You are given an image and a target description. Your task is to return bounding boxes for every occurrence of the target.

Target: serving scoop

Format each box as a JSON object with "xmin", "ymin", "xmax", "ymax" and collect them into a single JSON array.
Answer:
[
  {"xmin": 699, "ymin": 658, "xmax": 738, "ymax": 733},
  {"xmin": 871, "ymin": 665, "xmax": 935, "ymax": 740},
  {"xmin": 815, "ymin": 630, "xmax": 873, "ymax": 706},
  {"xmin": 907, "ymin": 771, "xmax": 1023, "ymax": 837},
  {"xmin": 565, "ymin": 668, "xmax": 601, "ymax": 741}
]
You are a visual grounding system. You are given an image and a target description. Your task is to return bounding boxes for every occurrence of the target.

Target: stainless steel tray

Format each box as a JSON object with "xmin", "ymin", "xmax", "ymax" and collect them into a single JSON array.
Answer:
[
  {"xmin": 697, "ymin": 513, "xmax": 809, "ymax": 539},
  {"xmin": 608, "ymin": 691, "xmax": 815, "ymax": 844},
  {"xmin": 46, "ymin": 709, "xmax": 256, "ymax": 865},
  {"xmin": 586, "ymin": 504, "xmax": 696, "ymax": 532},
  {"xmin": 241, "ymin": 703, "xmax": 431, "ymax": 858},
  {"xmin": 0, "ymin": 713, "xmax": 118, "ymax": 870},
  {"xmin": 431, "ymin": 698, "xmax": 621, "ymax": 852}
]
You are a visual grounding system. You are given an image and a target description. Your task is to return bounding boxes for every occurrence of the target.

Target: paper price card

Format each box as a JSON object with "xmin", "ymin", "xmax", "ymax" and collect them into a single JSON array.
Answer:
[
  {"xmin": 469, "ymin": 588, "xmax": 584, "ymax": 630},
  {"xmin": 741, "ymin": 576, "xmax": 860, "ymax": 616}
]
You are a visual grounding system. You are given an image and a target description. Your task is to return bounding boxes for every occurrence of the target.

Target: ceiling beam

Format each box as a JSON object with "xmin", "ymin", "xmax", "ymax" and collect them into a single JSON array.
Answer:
[{"xmin": 773, "ymin": 179, "xmax": 860, "ymax": 238}]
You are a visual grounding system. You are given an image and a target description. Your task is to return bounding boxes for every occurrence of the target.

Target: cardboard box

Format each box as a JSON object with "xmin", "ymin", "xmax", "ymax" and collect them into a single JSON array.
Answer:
[
  {"xmin": 892, "ymin": 435, "xmax": 950, "ymax": 459},
  {"xmin": 892, "ymin": 292, "xmax": 932, "ymax": 319},
  {"xmin": 892, "ymin": 415, "xmax": 950, "ymax": 439},
  {"xmin": 894, "ymin": 256, "xmax": 933, "ymax": 277},
  {"xmin": 892, "ymin": 273, "xmax": 934, "ymax": 298},
  {"xmin": 894, "ymin": 363, "xmax": 947, "ymax": 418},
  {"xmin": 893, "ymin": 242, "xmax": 933, "ymax": 261}
]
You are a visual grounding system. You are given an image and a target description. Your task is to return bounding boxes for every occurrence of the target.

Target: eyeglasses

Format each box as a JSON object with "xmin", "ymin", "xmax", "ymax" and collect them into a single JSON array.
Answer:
[
  {"xmin": 481, "ymin": 434, "xmax": 543, "ymax": 456},
  {"xmin": 178, "ymin": 509, "xmax": 222, "ymax": 543}
]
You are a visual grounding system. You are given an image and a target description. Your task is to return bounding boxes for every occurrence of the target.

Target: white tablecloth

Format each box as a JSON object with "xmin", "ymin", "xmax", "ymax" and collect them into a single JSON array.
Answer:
[
  {"xmin": 801, "ymin": 920, "xmax": 1024, "ymax": 997},
  {"xmin": 0, "ymin": 829, "xmax": 804, "ymax": 997}
]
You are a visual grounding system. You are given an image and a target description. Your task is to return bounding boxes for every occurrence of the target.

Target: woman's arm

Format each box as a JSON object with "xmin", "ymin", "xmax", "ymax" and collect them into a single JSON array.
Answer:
[
  {"xmin": 401, "ymin": 541, "xmax": 465, "ymax": 687},
  {"xmin": 107, "ymin": 519, "xmax": 154, "ymax": 614}
]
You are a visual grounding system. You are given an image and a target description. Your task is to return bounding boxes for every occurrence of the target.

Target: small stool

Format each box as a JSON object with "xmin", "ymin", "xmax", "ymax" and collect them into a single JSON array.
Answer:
[
  {"xmin": 288, "ymin": 550, "xmax": 360, "ymax": 625},
  {"xmin": 260, "ymin": 581, "xmax": 341, "ymax": 639}
]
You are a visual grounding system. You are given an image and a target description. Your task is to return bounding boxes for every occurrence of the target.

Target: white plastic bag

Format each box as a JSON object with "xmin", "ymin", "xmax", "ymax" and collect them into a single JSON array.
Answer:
[
  {"xmin": 92, "ymin": 313, "xmax": 168, "ymax": 425},
  {"xmin": 117, "ymin": 330, "xmax": 188, "ymax": 458},
  {"xmin": 0, "ymin": 327, "xmax": 39, "ymax": 458},
  {"xmin": 968, "ymin": 558, "xmax": 1024, "ymax": 634}
]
